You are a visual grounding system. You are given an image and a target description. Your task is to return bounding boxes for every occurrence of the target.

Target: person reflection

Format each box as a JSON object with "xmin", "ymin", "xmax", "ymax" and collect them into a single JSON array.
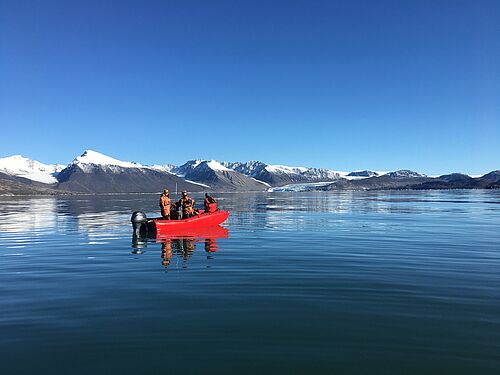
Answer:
[
  {"xmin": 160, "ymin": 238, "xmax": 196, "ymax": 268},
  {"xmin": 178, "ymin": 238, "xmax": 196, "ymax": 261},
  {"xmin": 159, "ymin": 237, "xmax": 221, "ymax": 268},
  {"xmin": 161, "ymin": 239, "xmax": 172, "ymax": 267},
  {"xmin": 157, "ymin": 226, "xmax": 228, "ymax": 268},
  {"xmin": 204, "ymin": 238, "xmax": 218, "ymax": 253}
]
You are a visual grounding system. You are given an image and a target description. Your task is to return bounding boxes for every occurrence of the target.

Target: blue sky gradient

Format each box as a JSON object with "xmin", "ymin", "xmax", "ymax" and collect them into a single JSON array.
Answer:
[{"xmin": 1, "ymin": 0, "xmax": 499, "ymax": 174}]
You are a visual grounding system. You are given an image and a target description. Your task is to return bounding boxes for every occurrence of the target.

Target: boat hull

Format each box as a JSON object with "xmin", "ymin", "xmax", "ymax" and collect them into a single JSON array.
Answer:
[{"xmin": 148, "ymin": 210, "xmax": 230, "ymax": 237}]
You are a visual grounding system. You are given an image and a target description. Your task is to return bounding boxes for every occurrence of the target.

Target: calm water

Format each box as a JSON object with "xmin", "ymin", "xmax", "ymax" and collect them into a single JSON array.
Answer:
[{"xmin": 1, "ymin": 191, "xmax": 499, "ymax": 374}]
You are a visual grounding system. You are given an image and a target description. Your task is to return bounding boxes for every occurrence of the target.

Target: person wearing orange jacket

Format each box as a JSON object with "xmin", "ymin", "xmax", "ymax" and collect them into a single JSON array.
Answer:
[
  {"xmin": 204, "ymin": 193, "xmax": 217, "ymax": 213},
  {"xmin": 159, "ymin": 189, "xmax": 172, "ymax": 219},
  {"xmin": 177, "ymin": 191, "xmax": 196, "ymax": 218}
]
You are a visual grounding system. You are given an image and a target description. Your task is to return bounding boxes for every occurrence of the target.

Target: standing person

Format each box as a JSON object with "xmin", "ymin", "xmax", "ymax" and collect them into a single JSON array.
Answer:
[
  {"xmin": 204, "ymin": 193, "xmax": 217, "ymax": 213},
  {"xmin": 177, "ymin": 191, "xmax": 195, "ymax": 218},
  {"xmin": 159, "ymin": 189, "xmax": 172, "ymax": 220}
]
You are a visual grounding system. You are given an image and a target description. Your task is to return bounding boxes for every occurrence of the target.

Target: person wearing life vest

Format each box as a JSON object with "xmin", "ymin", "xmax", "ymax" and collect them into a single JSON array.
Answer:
[
  {"xmin": 204, "ymin": 193, "xmax": 217, "ymax": 213},
  {"xmin": 159, "ymin": 189, "xmax": 172, "ymax": 219},
  {"xmin": 177, "ymin": 191, "xmax": 195, "ymax": 218}
]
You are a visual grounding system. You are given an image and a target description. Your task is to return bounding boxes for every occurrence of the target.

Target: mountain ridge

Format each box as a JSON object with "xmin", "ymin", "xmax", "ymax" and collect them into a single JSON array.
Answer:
[{"xmin": 0, "ymin": 150, "xmax": 498, "ymax": 195}]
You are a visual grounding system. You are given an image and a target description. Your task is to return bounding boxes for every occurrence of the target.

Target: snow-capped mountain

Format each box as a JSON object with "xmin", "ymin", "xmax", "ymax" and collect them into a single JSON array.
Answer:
[
  {"xmin": 480, "ymin": 170, "xmax": 500, "ymax": 183},
  {"xmin": 0, "ymin": 155, "xmax": 64, "ymax": 184},
  {"xmin": 70, "ymin": 150, "xmax": 145, "ymax": 171},
  {"xmin": 222, "ymin": 161, "xmax": 341, "ymax": 186},
  {"xmin": 386, "ymin": 170, "xmax": 427, "ymax": 178},
  {"xmin": 347, "ymin": 170, "xmax": 380, "ymax": 178},
  {"xmin": 172, "ymin": 160, "xmax": 268, "ymax": 191},
  {"xmin": 149, "ymin": 163, "xmax": 176, "ymax": 173},
  {"xmin": 73, "ymin": 150, "xmax": 180, "ymax": 174},
  {"xmin": 222, "ymin": 161, "xmax": 267, "ymax": 176},
  {"xmin": 56, "ymin": 150, "xmax": 203, "ymax": 193},
  {"xmin": 1, "ymin": 150, "xmax": 498, "ymax": 195},
  {"xmin": 273, "ymin": 169, "xmax": 428, "ymax": 191},
  {"xmin": 172, "ymin": 160, "xmax": 231, "ymax": 178}
]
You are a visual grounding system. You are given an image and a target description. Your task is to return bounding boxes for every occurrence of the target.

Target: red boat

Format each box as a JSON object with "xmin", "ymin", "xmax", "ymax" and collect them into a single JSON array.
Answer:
[{"xmin": 147, "ymin": 210, "xmax": 230, "ymax": 237}]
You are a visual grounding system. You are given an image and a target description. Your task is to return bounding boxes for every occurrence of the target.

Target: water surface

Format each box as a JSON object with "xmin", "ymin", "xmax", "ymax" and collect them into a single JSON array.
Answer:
[{"xmin": 1, "ymin": 191, "xmax": 499, "ymax": 374}]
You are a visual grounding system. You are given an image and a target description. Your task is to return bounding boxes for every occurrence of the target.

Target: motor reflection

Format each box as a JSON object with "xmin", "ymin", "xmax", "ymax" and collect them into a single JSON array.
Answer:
[
  {"xmin": 131, "ymin": 234, "xmax": 147, "ymax": 254},
  {"xmin": 131, "ymin": 226, "xmax": 229, "ymax": 269}
]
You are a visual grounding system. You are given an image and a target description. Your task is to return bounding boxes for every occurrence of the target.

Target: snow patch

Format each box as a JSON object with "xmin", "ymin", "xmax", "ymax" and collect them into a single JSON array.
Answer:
[
  {"xmin": 251, "ymin": 177, "xmax": 271, "ymax": 187},
  {"xmin": 207, "ymin": 160, "xmax": 231, "ymax": 171},
  {"xmin": 185, "ymin": 180, "xmax": 211, "ymax": 188},
  {"xmin": 72, "ymin": 150, "xmax": 144, "ymax": 169},
  {"xmin": 265, "ymin": 164, "xmax": 307, "ymax": 174},
  {"xmin": 386, "ymin": 170, "xmax": 427, "ymax": 178},
  {"xmin": 206, "ymin": 160, "xmax": 231, "ymax": 172},
  {"xmin": 149, "ymin": 164, "xmax": 176, "ymax": 173},
  {"xmin": 226, "ymin": 161, "xmax": 342, "ymax": 181},
  {"xmin": 172, "ymin": 159, "xmax": 231, "ymax": 177}
]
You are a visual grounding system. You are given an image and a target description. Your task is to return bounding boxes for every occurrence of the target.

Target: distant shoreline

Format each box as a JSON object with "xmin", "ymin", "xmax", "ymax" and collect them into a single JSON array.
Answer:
[{"xmin": 1, "ymin": 187, "xmax": 499, "ymax": 198}]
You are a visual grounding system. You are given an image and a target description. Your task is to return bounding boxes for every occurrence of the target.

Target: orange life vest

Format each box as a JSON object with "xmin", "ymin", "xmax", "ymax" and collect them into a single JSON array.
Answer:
[
  {"xmin": 204, "ymin": 197, "xmax": 217, "ymax": 213},
  {"xmin": 178, "ymin": 196, "xmax": 195, "ymax": 216},
  {"xmin": 159, "ymin": 194, "xmax": 171, "ymax": 216}
]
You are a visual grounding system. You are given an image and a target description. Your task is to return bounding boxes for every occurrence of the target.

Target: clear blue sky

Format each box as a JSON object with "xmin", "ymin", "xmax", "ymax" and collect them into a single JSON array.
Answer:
[{"xmin": 1, "ymin": 0, "xmax": 499, "ymax": 174}]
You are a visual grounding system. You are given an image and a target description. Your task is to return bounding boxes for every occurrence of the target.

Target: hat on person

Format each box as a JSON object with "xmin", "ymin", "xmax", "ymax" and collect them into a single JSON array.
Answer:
[
  {"xmin": 163, "ymin": 189, "xmax": 169, "ymax": 194},
  {"xmin": 182, "ymin": 190, "xmax": 187, "ymax": 195}
]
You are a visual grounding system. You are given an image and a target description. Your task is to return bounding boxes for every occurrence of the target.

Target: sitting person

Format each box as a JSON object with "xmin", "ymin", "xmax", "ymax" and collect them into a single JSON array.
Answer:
[
  {"xmin": 177, "ymin": 191, "xmax": 196, "ymax": 218},
  {"xmin": 204, "ymin": 193, "xmax": 217, "ymax": 213}
]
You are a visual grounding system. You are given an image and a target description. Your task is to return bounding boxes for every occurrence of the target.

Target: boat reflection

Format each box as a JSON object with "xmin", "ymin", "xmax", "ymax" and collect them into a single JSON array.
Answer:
[{"xmin": 131, "ymin": 225, "xmax": 229, "ymax": 268}]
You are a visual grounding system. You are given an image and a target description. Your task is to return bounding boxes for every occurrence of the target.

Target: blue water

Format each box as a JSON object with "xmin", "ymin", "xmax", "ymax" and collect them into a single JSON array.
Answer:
[{"xmin": 1, "ymin": 191, "xmax": 499, "ymax": 374}]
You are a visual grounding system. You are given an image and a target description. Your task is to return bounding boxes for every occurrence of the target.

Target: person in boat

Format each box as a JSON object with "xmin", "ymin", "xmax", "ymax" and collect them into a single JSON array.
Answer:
[
  {"xmin": 204, "ymin": 193, "xmax": 217, "ymax": 213},
  {"xmin": 159, "ymin": 189, "xmax": 172, "ymax": 220},
  {"xmin": 177, "ymin": 191, "xmax": 196, "ymax": 218}
]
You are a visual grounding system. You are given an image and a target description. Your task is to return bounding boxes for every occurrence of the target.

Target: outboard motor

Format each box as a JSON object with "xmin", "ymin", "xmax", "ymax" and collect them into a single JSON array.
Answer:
[{"xmin": 131, "ymin": 211, "xmax": 147, "ymax": 237}]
